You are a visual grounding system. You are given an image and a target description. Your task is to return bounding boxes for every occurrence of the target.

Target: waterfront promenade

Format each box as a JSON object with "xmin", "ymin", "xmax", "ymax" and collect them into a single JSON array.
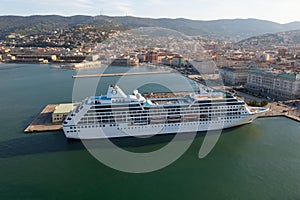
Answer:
[
  {"xmin": 261, "ymin": 102, "xmax": 300, "ymax": 122},
  {"xmin": 233, "ymin": 90, "xmax": 300, "ymax": 122}
]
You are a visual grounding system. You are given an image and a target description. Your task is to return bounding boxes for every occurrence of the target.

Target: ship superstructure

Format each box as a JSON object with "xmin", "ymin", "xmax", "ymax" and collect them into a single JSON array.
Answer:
[{"xmin": 63, "ymin": 85, "xmax": 267, "ymax": 139}]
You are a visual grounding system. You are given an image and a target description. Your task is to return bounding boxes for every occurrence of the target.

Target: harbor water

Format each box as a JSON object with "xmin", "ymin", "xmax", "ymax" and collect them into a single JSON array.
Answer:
[{"xmin": 0, "ymin": 64, "xmax": 300, "ymax": 199}]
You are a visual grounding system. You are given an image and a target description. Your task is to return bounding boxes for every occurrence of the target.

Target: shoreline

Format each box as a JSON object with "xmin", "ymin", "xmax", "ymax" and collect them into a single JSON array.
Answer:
[{"xmin": 259, "ymin": 114, "xmax": 300, "ymax": 122}]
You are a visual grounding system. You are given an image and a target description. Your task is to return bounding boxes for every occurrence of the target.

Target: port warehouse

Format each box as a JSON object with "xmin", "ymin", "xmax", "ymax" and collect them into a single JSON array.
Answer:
[
  {"xmin": 4, "ymin": 54, "xmax": 98, "ymax": 63},
  {"xmin": 52, "ymin": 104, "xmax": 75, "ymax": 123}
]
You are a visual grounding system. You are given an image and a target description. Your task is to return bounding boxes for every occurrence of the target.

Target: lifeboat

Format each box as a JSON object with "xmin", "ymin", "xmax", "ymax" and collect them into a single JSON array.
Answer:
[
  {"xmin": 184, "ymin": 114, "xmax": 198, "ymax": 119},
  {"xmin": 200, "ymin": 114, "xmax": 207, "ymax": 118}
]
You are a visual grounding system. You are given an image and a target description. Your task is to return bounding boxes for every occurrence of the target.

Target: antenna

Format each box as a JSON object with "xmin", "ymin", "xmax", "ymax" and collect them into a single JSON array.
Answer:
[{"xmin": 99, "ymin": 8, "xmax": 103, "ymax": 16}]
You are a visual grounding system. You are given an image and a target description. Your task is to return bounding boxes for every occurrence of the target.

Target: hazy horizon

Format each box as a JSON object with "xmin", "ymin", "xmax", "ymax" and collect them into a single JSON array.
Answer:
[
  {"xmin": 1, "ymin": 0, "xmax": 299, "ymax": 24},
  {"xmin": 0, "ymin": 14, "xmax": 299, "ymax": 25}
]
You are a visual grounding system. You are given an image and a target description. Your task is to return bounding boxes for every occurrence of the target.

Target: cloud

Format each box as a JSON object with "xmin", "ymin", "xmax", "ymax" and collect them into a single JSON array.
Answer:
[
  {"xmin": 74, "ymin": 0, "xmax": 94, "ymax": 10},
  {"xmin": 111, "ymin": 0, "xmax": 135, "ymax": 15},
  {"xmin": 145, "ymin": 0, "xmax": 162, "ymax": 6}
]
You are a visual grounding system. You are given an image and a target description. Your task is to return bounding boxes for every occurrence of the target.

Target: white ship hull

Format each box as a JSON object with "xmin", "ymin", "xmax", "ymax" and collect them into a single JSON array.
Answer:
[
  {"xmin": 62, "ymin": 85, "xmax": 268, "ymax": 140},
  {"xmin": 63, "ymin": 113, "xmax": 261, "ymax": 140}
]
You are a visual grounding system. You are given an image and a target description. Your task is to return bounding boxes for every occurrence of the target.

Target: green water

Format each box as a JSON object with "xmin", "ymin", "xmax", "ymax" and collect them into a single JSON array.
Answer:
[{"xmin": 0, "ymin": 64, "xmax": 300, "ymax": 199}]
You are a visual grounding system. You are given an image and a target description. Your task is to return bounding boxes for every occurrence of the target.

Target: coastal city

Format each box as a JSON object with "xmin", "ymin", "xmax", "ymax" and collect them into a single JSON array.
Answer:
[
  {"xmin": 1, "ymin": 0, "xmax": 300, "ymax": 198},
  {"xmin": 1, "ymin": 23, "xmax": 299, "ymax": 123}
]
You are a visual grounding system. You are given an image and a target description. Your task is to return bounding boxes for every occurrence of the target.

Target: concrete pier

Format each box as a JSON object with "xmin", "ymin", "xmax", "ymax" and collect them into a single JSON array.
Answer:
[
  {"xmin": 24, "ymin": 104, "xmax": 62, "ymax": 133},
  {"xmin": 72, "ymin": 71, "xmax": 172, "ymax": 78},
  {"xmin": 259, "ymin": 102, "xmax": 300, "ymax": 122},
  {"xmin": 24, "ymin": 97, "xmax": 299, "ymax": 134}
]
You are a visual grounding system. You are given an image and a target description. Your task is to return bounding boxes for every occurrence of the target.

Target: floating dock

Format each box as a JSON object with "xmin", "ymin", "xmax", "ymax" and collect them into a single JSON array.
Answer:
[{"xmin": 24, "ymin": 104, "xmax": 62, "ymax": 133}]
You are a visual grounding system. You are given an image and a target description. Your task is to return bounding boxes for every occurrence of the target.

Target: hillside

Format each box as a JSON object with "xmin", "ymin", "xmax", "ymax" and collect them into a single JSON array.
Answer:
[
  {"xmin": 236, "ymin": 29, "xmax": 300, "ymax": 48},
  {"xmin": 0, "ymin": 15, "xmax": 300, "ymax": 41}
]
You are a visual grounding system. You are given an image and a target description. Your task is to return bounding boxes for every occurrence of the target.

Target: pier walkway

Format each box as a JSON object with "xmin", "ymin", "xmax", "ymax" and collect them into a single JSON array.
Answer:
[
  {"xmin": 24, "ymin": 104, "xmax": 62, "ymax": 133},
  {"xmin": 72, "ymin": 71, "xmax": 172, "ymax": 78},
  {"xmin": 260, "ymin": 102, "xmax": 300, "ymax": 122}
]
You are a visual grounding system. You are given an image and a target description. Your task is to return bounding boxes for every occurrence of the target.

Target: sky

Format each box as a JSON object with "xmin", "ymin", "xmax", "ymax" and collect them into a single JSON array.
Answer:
[{"xmin": 0, "ymin": 0, "xmax": 299, "ymax": 24}]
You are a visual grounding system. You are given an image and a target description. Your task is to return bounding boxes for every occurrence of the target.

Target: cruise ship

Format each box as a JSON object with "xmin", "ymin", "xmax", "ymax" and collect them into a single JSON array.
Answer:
[{"xmin": 63, "ymin": 85, "xmax": 268, "ymax": 139}]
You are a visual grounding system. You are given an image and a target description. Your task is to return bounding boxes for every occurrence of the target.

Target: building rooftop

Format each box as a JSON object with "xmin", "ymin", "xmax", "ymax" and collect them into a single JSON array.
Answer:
[
  {"xmin": 250, "ymin": 70, "xmax": 300, "ymax": 80},
  {"xmin": 278, "ymin": 73, "xmax": 297, "ymax": 80},
  {"xmin": 221, "ymin": 66, "xmax": 249, "ymax": 72},
  {"xmin": 53, "ymin": 103, "xmax": 75, "ymax": 114},
  {"xmin": 249, "ymin": 69, "xmax": 266, "ymax": 74}
]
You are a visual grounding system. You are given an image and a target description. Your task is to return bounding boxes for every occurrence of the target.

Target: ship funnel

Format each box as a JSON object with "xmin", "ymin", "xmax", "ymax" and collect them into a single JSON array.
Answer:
[
  {"xmin": 133, "ymin": 89, "xmax": 138, "ymax": 95},
  {"xmin": 107, "ymin": 85, "xmax": 127, "ymax": 98}
]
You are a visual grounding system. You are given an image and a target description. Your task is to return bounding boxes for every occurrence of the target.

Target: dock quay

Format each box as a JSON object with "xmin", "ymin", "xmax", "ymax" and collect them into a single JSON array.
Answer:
[
  {"xmin": 72, "ymin": 71, "xmax": 172, "ymax": 78},
  {"xmin": 259, "ymin": 102, "xmax": 300, "ymax": 122},
  {"xmin": 260, "ymin": 112, "xmax": 300, "ymax": 122},
  {"xmin": 58, "ymin": 61, "xmax": 102, "ymax": 70},
  {"xmin": 24, "ymin": 97, "xmax": 299, "ymax": 134},
  {"xmin": 24, "ymin": 104, "xmax": 62, "ymax": 133}
]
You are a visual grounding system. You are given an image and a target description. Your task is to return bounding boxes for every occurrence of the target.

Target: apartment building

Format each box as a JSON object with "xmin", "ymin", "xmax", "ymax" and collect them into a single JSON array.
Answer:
[
  {"xmin": 246, "ymin": 69, "xmax": 300, "ymax": 99},
  {"xmin": 219, "ymin": 66, "xmax": 249, "ymax": 86}
]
